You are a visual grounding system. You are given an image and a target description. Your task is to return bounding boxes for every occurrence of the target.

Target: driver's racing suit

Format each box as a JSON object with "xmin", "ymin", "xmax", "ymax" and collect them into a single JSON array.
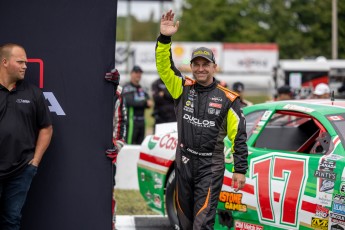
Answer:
[{"xmin": 156, "ymin": 34, "xmax": 248, "ymax": 229}]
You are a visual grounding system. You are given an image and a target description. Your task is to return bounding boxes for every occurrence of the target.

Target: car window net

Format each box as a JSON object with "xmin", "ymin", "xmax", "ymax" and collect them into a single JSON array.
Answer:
[{"xmin": 254, "ymin": 112, "xmax": 326, "ymax": 153}]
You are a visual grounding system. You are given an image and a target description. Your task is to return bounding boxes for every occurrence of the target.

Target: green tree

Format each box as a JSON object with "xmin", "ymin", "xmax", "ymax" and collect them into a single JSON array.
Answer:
[
  {"xmin": 174, "ymin": 0, "xmax": 344, "ymax": 59},
  {"xmin": 116, "ymin": 0, "xmax": 345, "ymax": 59},
  {"xmin": 116, "ymin": 14, "xmax": 159, "ymax": 42}
]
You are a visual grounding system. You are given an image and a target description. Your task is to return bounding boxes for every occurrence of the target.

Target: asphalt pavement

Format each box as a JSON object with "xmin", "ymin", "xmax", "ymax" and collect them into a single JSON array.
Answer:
[{"xmin": 117, "ymin": 215, "xmax": 172, "ymax": 230}]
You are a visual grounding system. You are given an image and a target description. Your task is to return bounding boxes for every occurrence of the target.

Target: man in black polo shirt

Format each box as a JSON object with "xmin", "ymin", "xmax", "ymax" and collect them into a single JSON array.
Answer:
[{"xmin": 0, "ymin": 43, "xmax": 53, "ymax": 230}]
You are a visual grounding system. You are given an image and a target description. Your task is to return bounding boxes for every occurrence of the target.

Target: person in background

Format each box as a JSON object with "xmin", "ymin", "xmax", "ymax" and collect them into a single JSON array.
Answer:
[
  {"xmin": 156, "ymin": 10, "xmax": 248, "ymax": 229},
  {"xmin": 0, "ymin": 43, "xmax": 53, "ymax": 230},
  {"xmin": 218, "ymin": 80, "xmax": 228, "ymax": 88},
  {"xmin": 338, "ymin": 79, "xmax": 345, "ymax": 95},
  {"xmin": 122, "ymin": 65, "xmax": 152, "ymax": 144},
  {"xmin": 276, "ymin": 85, "xmax": 294, "ymax": 101},
  {"xmin": 151, "ymin": 78, "xmax": 176, "ymax": 131},
  {"xmin": 232, "ymin": 81, "xmax": 253, "ymax": 107},
  {"xmin": 312, "ymin": 83, "xmax": 330, "ymax": 99},
  {"xmin": 104, "ymin": 69, "xmax": 127, "ymax": 230}
]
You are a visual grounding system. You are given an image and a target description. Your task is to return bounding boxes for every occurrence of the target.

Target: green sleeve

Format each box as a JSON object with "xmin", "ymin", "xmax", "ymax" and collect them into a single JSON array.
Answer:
[{"xmin": 155, "ymin": 39, "xmax": 183, "ymax": 99}]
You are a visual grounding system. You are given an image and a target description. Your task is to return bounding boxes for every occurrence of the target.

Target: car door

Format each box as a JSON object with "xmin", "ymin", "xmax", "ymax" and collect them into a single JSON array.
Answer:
[{"xmin": 217, "ymin": 108, "xmax": 338, "ymax": 230}]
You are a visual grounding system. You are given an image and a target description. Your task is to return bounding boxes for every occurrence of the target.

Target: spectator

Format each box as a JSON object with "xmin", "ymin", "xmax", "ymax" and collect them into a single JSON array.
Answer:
[
  {"xmin": 104, "ymin": 69, "xmax": 127, "ymax": 230},
  {"xmin": 338, "ymin": 79, "xmax": 345, "ymax": 94},
  {"xmin": 276, "ymin": 85, "xmax": 293, "ymax": 101},
  {"xmin": 0, "ymin": 43, "xmax": 53, "ymax": 230},
  {"xmin": 151, "ymin": 78, "xmax": 176, "ymax": 130},
  {"xmin": 218, "ymin": 80, "xmax": 228, "ymax": 88},
  {"xmin": 232, "ymin": 81, "xmax": 253, "ymax": 107},
  {"xmin": 312, "ymin": 83, "xmax": 330, "ymax": 99},
  {"xmin": 122, "ymin": 65, "xmax": 152, "ymax": 144}
]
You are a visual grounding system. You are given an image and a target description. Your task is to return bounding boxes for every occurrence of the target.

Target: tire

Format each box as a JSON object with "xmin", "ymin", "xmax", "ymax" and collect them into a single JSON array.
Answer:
[{"xmin": 165, "ymin": 169, "xmax": 179, "ymax": 229}]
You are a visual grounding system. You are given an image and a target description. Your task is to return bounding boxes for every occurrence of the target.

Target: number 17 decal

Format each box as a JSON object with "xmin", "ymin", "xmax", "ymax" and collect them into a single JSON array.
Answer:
[{"xmin": 251, "ymin": 154, "xmax": 308, "ymax": 228}]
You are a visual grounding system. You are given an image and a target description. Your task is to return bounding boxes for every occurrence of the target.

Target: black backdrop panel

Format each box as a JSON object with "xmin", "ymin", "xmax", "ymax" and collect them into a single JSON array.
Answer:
[{"xmin": 0, "ymin": 0, "xmax": 117, "ymax": 229}]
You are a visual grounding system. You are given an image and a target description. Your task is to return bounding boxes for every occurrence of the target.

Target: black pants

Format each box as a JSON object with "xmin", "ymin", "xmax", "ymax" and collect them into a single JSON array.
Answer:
[
  {"xmin": 175, "ymin": 149, "xmax": 225, "ymax": 230},
  {"xmin": 126, "ymin": 120, "xmax": 145, "ymax": 145}
]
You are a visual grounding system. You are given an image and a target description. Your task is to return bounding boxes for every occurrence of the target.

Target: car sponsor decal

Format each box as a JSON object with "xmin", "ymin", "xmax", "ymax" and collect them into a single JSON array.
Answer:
[
  {"xmin": 330, "ymin": 223, "xmax": 345, "ymax": 230},
  {"xmin": 311, "ymin": 217, "xmax": 328, "ymax": 230},
  {"xmin": 320, "ymin": 180, "xmax": 335, "ymax": 192},
  {"xmin": 341, "ymin": 183, "xmax": 345, "ymax": 195},
  {"xmin": 330, "ymin": 212, "xmax": 345, "ymax": 226},
  {"xmin": 342, "ymin": 168, "xmax": 345, "ymax": 181},
  {"xmin": 334, "ymin": 194, "xmax": 345, "ymax": 204},
  {"xmin": 250, "ymin": 153, "xmax": 309, "ymax": 228},
  {"xmin": 234, "ymin": 221, "xmax": 263, "ymax": 230},
  {"xmin": 333, "ymin": 203, "xmax": 345, "ymax": 215},
  {"xmin": 261, "ymin": 111, "xmax": 272, "ymax": 121},
  {"xmin": 147, "ymin": 134, "xmax": 178, "ymax": 151},
  {"xmin": 148, "ymin": 136, "xmax": 160, "ymax": 150},
  {"xmin": 153, "ymin": 194, "xmax": 162, "ymax": 208},
  {"xmin": 327, "ymin": 115, "xmax": 345, "ymax": 121},
  {"xmin": 316, "ymin": 205, "xmax": 330, "ymax": 218},
  {"xmin": 314, "ymin": 170, "xmax": 337, "ymax": 181},
  {"xmin": 140, "ymin": 172, "xmax": 152, "ymax": 182},
  {"xmin": 319, "ymin": 159, "xmax": 336, "ymax": 170},
  {"xmin": 153, "ymin": 174, "xmax": 163, "ymax": 189},
  {"xmin": 283, "ymin": 104, "xmax": 315, "ymax": 113},
  {"xmin": 317, "ymin": 192, "xmax": 333, "ymax": 207},
  {"xmin": 219, "ymin": 192, "xmax": 247, "ymax": 212}
]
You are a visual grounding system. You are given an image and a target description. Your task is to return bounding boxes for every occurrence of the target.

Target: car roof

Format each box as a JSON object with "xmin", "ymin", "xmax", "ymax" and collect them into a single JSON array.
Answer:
[{"xmin": 245, "ymin": 99, "xmax": 345, "ymax": 115}]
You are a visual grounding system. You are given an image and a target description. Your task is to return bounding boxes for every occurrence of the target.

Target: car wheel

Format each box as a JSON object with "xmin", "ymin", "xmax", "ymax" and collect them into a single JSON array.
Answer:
[{"xmin": 166, "ymin": 169, "xmax": 179, "ymax": 229}]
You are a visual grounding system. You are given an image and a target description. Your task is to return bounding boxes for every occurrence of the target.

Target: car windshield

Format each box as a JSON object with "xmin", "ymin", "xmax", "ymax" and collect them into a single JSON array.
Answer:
[
  {"xmin": 245, "ymin": 110, "xmax": 267, "ymax": 140},
  {"xmin": 328, "ymin": 113, "xmax": 345, "ymax": 149}
]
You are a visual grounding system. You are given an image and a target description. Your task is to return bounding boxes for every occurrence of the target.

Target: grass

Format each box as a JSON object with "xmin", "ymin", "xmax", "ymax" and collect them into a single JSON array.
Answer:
[{"xmin": 115, "ymin": 189, "xmax": 157, "ymax": 215}]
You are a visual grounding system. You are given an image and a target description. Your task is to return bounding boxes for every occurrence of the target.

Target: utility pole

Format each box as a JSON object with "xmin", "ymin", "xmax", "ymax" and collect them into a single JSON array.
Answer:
[
  {"xmin": 332, "ymin": 0, "xmax": 338, "ymax": 59},
  {"xmin": 126, "ymin": 0, "xmax": 132, "ymax": 75}
]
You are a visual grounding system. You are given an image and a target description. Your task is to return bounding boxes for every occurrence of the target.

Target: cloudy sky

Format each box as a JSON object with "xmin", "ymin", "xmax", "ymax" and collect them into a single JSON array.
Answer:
[{"xmin": 117, "ymin": 0, "xmax": 182, "ymax": 21}]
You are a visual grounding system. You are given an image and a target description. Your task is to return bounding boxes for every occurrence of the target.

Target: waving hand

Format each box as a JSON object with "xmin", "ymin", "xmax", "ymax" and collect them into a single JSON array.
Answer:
[{"xmin": 160, "ymin": 10, "xmax": 180, "ymax": 36}]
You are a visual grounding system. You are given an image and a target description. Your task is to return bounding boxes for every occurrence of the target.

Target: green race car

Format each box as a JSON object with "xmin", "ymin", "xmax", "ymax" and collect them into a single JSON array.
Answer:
[{"xmin": 137, "ymin": 100, "xmax": 345, "ymax": 230}]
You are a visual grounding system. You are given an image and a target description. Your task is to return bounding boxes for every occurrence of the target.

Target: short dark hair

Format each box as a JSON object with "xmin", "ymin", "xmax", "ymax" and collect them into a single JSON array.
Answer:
[
  {"xmin": 232, "ymin": 82, "xmax": 244, "ymax": 92},
  {"xmin": 0, "ymin": 43, "xmax": 25, "ymax": 60},
  {"xmin": 131, "ymin": 65, "xmax": 143, "ymax": 73},
  {"xmin": 277, "ymin": 85, "xmax": 292, "ymax": 95}
]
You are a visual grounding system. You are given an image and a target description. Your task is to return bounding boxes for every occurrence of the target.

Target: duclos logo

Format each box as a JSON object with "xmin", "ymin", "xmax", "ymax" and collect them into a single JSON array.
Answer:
[
  {"xmin": 28, "ymin": 59, "xmax": 65, "ymax": 115},
  {"xmin": 183, "ymin": 114, "xmax": 215, "ymax": 127}
]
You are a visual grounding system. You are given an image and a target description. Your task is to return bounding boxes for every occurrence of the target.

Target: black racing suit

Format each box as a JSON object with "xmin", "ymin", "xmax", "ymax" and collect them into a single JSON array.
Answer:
[
  {"xmin": 156, "ymin": 34, "xmax": 248, "ymax": 230},
  {"xmin": 151, "ymin": 78, "xmax": 176, "ymax": 126},
  {"xmin": 122, "ymin": 82, "xmax": 150, "ymax": 144}
]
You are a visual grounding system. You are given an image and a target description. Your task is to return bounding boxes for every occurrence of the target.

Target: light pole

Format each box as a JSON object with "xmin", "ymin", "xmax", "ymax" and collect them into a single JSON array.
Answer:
[
  {"xmin": 332, "ymin": 0, "xmax": 338, "ymax": 59},
  {"xmin": 126, "ymin": 0, "xmax": 132, "ymax": 75}
]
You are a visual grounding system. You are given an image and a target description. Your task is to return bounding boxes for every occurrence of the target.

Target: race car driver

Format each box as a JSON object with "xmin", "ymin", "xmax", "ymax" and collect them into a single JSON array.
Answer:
[{"xmin": 156, "ymin": 10, "xmax": 248, "ymax": 230}]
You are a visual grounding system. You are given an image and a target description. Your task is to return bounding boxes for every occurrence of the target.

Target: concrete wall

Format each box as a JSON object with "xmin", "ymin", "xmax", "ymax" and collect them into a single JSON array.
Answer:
[{"xmin": 116, "ymin": 145, "xmax": 141, "ymax": 190}]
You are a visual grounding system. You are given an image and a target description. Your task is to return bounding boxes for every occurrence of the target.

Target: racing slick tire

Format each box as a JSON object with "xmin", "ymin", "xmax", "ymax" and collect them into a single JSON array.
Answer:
[{"xmin": 166, "ymin": 169, "xmax": 179, "ymax": 229}]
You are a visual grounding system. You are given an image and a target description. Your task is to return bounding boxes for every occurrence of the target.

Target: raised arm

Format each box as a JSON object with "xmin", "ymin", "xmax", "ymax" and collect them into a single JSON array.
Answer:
[{"xmin": 160, "ymin": 9, "xmax": 180, "ymax": 36}]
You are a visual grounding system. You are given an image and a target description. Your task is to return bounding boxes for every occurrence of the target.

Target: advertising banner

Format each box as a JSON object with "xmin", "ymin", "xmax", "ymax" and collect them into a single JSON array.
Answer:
[
  {"xmin": 222, "ymin": 43, "xmax": 278, "ymax": 73},
  {"xmin": 0, "ymin": 0, "xmax": 117, "ymax": 229},
  {"xmin": 115, "ymin": 41, "xmax": 223, "ymax": 73}
]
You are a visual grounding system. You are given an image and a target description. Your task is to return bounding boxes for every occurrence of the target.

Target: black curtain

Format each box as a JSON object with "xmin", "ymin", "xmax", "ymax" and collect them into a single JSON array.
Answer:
[{"xmin": 0, "ymin": 0, "xmax": 117, "ymax": 229}]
